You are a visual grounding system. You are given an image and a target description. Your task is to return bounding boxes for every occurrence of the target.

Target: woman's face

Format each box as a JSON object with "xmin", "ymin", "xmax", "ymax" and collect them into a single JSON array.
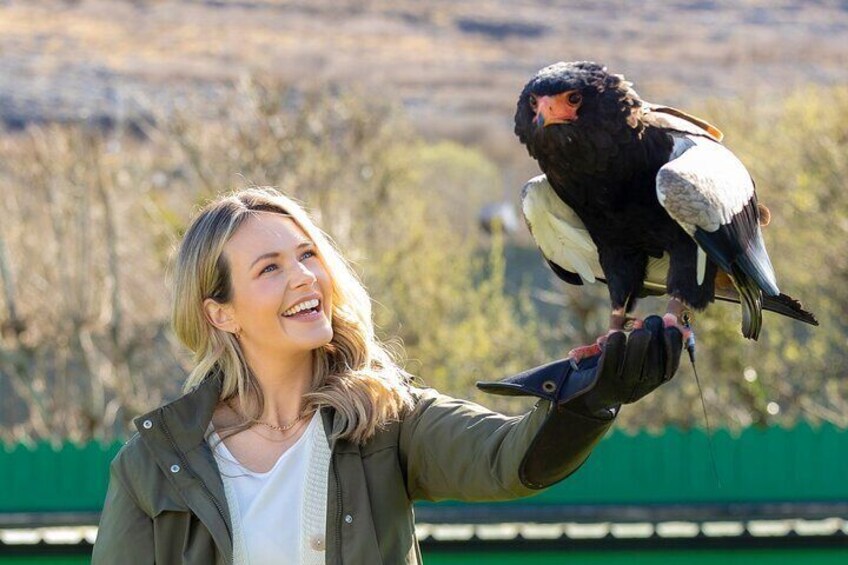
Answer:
[{"xmin": 206, "ymin": 211, "xmax": 334, "ymax": 356}]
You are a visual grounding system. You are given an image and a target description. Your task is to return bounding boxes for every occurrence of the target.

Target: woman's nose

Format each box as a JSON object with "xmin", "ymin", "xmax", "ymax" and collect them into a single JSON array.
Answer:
[{"xmin": 290, "ymin": 260, "xmax": 318, "ymax": 287}]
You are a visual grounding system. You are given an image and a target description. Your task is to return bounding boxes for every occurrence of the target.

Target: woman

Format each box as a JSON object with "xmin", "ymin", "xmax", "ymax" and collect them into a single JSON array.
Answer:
[{"xmin": 92, "ymin": 187, "xmax": 682, "ymax": 564}]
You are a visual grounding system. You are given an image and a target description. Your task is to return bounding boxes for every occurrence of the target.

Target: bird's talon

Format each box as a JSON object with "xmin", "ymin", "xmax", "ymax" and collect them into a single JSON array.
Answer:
[{"xmin": 567, "ymin": 342, "xmax": 604, "ymax": 363}]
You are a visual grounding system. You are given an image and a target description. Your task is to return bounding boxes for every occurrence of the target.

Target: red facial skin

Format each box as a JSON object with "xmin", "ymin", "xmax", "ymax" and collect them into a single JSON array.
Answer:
[{"xmin": 531, "ymin": 90, "xmax": 582, "ymax": 127}]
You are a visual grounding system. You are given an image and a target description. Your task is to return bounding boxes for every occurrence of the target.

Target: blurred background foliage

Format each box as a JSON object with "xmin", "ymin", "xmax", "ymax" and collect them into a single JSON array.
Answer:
[{"xmin": 0, "ymin": 74, "xmax": 845, "ymax": 442}]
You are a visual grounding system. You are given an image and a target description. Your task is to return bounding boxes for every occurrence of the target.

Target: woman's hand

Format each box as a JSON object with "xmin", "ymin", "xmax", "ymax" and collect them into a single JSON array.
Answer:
[{"xmin": 477, "ymin": 314, "xmax": 684, "ymax": 417}]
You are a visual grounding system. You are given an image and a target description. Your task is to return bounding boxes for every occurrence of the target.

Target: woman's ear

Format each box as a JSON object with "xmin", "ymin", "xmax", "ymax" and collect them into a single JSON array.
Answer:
[{"xmin": 203, "ymin": 298, "xmax": 238, "ymax": 334}]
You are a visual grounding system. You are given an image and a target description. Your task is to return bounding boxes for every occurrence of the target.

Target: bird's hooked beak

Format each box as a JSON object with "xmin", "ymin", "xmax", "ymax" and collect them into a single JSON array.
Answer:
[{"xmin": 532, "ymin": 90, "xmax": 582, "ymax": 127}]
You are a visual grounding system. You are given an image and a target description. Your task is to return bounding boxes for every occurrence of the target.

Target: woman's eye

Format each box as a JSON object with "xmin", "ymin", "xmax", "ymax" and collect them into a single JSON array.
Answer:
[{"xmin": 260, "ymin": 251, "xmax": 315, "ymax": 275}]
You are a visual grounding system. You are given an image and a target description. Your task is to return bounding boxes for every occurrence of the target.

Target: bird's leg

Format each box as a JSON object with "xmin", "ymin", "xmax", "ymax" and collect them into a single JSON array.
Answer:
[
  {"xmin": 568, "ymin": 248, "xmax": 648, "ymax": 364},
  {"xmin": 566, "ymin": 246, "xmax": 645, "ymax": 368},
  {"xmin": 610, "ymin": 309, "xmax": 629, "ymax": 331}
]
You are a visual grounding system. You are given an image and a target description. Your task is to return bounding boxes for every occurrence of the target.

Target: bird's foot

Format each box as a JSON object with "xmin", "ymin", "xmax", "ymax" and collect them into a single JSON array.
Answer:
[
  {"xmin": 624, "ymin": 317, "xmax": 643, "ymax": 331},
  {"xmin": 566, "ymin": 312, "xmax": 682, "ymax": 369},
  {"xmin": 662, "ymin": 313, "xmax": 694, "ymax": 342},
  {"xmin": 610, "ymin": 311, "xmax": 642, "ymax": 331}
]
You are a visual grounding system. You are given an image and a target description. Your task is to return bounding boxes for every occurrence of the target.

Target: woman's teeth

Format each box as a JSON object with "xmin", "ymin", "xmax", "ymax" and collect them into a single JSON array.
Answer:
[{"xmin": 282, "ymin": 298, "xmax": 320, "ymax": 317}]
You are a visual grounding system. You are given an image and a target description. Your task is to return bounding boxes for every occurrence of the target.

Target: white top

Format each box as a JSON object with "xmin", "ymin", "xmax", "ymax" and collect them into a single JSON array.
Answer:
[{"xmin": 207, "ymin": 411, "xmax": 329, "ymax": 565}]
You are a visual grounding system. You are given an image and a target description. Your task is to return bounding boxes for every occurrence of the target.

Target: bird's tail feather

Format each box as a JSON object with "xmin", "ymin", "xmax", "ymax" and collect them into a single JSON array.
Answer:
[
  {"xmin": 763, "ymin": 293, "xmax": 819, "ymax": 326},
  {"xmin": 737, "ymin": 226, "xmax": 780, "ymax": 297},
  {"xmin": 731, "ymin": 265, "xmax": 763, "ymax": 340}
]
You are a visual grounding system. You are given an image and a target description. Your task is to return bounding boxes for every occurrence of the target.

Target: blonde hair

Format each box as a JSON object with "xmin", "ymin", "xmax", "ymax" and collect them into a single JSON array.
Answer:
[{"xmin": 170, "ymin": 187, "xmax": 414, "ymax": 444}]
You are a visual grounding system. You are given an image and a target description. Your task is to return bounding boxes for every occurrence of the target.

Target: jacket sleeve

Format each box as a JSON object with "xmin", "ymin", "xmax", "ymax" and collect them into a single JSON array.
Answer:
[
  {"xmin": 91, "ymin": 449, "xmax": 155, "ymax": 565},
  {"xmin": 398, "ymin": 356, "xmax": 614, "ymax": 502}
]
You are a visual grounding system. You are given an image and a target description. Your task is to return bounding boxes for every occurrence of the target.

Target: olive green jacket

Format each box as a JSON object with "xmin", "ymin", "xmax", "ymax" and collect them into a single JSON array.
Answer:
[{"xmin": 92, "ymin": 358, "xmax": 614, "ymax": 564}]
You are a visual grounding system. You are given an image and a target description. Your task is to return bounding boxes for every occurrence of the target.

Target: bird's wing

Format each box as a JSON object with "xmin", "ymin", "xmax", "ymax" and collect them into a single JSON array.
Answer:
[
  {"xmin": 642, "ymin": 102, "xmax": 724, "ymax": 142},
  {"xmin": 655, "ymin": 134, "xmax": 780, "ymax": 296},
  {"xmin": 520, "ymin": 175, "xmax": 601, "ymax": 285}
]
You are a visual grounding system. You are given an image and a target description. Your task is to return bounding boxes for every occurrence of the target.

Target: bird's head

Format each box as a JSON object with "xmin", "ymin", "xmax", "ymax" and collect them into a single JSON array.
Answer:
[{"xmin": 514, "ymin": 61, "xmax": 643, "ymax": 157}]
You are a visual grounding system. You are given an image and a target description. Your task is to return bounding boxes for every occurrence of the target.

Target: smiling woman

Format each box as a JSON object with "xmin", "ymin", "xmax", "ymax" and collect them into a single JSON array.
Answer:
[
  {"xmin": 91, "ymin": 186, "xmax": 683, "ymax": 565},
  {"xmin": 171, "ymin": 187, "xmax": 414, "ymax": 448}
]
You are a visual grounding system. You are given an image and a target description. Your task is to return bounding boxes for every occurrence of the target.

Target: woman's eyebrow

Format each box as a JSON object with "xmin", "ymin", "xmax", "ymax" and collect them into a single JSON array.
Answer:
[{"xmin": 249, "ymin": 241, "xmax": 314, "ymax": 270}]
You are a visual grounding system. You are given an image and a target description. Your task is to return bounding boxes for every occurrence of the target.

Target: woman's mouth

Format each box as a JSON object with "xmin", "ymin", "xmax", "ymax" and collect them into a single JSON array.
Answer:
[{"xmin": 282, "ymin": 301, "xmax": 323, "ymax": 322}]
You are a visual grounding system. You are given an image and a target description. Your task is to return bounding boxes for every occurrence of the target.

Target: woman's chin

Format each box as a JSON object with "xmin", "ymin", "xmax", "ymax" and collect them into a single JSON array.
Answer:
[{"xmin": 296, "ymin": 328, "xmax": 334, "ymax": 351}]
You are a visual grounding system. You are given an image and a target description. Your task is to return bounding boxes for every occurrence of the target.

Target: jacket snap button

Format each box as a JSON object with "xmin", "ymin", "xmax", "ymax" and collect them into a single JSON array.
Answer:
[
  {"xmin": 142, "ymin": 420, "xmax": 153, "ymax": 429},
  {"xmin": 344, "ymin": 514, "xmax": 353, "ymax": 524},
  {"xmin": 170, "ymin": 464, "xmax": 181, "ymax": 473},
  {"xmin": 542, "ymin": 380, "xmax": 557, "ymax": 393}
]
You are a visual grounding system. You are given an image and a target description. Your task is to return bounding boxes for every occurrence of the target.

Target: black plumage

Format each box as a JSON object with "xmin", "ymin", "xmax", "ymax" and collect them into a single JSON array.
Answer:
[{"xmin": 515, "ymin": 61, "xmax": 817, "ymax": 340}]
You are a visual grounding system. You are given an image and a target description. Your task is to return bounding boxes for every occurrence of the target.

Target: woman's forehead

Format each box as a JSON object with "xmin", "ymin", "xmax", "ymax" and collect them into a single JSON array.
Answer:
[{"xmin": 227, "ymin": 213, "xmax": 311, "ymax": 257}]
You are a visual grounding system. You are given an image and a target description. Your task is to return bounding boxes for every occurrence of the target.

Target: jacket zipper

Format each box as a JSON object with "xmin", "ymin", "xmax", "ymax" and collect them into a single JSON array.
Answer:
[
  {"xmin": 332, "ymin": 452, "xmax": 343, "ymax": 565},
  {"xmin": 159, "ymin": 415, "xmax": 232, "ymax": 542}
]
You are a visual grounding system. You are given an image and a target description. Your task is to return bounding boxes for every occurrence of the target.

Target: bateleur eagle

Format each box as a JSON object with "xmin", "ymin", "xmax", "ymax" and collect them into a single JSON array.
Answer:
[{"xmin": 514, "ymin": 61, "xmax": 817, "ymax": 360}]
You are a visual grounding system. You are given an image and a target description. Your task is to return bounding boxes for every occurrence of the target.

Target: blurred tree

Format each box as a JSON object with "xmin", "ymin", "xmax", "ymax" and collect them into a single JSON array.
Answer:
[{"xmin": 0, "ymin": 76, "xmax": 548, "ymax": 440}]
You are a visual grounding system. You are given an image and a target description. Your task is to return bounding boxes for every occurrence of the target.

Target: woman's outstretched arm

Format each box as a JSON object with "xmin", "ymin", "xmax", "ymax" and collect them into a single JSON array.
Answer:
[{"xmin": 399, "ymin": 315, "xmax": 682, "ymax": 500}]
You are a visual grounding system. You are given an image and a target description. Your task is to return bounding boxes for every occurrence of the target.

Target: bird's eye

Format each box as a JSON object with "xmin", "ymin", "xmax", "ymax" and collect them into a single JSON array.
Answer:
[
  {"xmin": 567, "ymin": 92, "xmax": 583, "ymax": 106},
  {"xmin": 529, "ymin": 95, "xmax": 538, "ymax": 110}
]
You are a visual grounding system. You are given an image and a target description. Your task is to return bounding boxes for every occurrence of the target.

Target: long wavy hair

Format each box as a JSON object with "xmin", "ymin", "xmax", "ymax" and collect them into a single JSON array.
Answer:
[{"xmin": 170, "ymin": 187, "xmax": 415, "ymax": 444}]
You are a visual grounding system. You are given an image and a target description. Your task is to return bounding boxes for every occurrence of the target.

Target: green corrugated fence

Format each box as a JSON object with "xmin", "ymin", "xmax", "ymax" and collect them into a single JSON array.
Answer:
[
  {"xmin": 1, "ymin": 422, "xmax": 846, "ymax": 516},
  {"xmin": 493, "ymin": 422, "xmax": 848, "ymax": 506}
]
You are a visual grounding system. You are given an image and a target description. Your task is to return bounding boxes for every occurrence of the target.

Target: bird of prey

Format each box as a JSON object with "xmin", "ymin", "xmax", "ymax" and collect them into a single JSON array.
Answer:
[{"xmin": 514, "ymin": 61, "xmax": 817, "ymax": 360}]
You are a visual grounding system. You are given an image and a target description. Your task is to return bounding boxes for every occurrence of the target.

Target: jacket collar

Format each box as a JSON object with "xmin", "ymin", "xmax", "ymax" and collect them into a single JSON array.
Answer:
[
  {"xmin": 134, "ymin": 369, "xmax": 224, "ymax": 451},
  {"xmin": 133, "ymin": 369, "xmax": 233, "ymax": 562},
  {"xmin": 134, "ymin": 367, "xmax": 344, "ymax": 455}
]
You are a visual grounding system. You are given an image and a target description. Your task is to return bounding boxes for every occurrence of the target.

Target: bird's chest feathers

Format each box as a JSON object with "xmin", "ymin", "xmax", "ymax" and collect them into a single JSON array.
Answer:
[
  {"xmin": 542, "ymin": 159, "xmax": 655, "ymax": 222},
  {"xmin": 540, "ymin": 130, "xmax": 676, "ymax": 252},
  {"xmin": 541, "ymin": 124, "xmax": 672, "ymax": 210},
  {"xmin": 539, "ymin": 127, "xmax": 654, "ymax": 208}
]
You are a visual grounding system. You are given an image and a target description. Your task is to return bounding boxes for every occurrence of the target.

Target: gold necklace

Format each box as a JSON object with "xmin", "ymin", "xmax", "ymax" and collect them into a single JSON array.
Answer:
[
  {"xmin": 226, "ymin": 399, "xmax": 306, "ymax": 433},
  {"xmin": 257, "ymin": 414, "xmax": 305, "ymax": 433}
]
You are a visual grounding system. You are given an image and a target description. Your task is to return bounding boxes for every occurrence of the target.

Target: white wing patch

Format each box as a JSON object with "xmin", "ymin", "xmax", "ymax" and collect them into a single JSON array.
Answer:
[
  {"xmin": 656, "ymin": 134, "xmax": 754, "ymax": 234},
  {"xmin": 521, "ymin": 175, "xmax": 600, "ymax": 283}
]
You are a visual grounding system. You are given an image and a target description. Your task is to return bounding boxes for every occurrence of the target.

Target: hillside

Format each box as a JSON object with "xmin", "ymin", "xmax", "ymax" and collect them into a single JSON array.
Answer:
[{"xmin": 2, "ymin": 0, "xmax": 846, "ymax": 157}]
